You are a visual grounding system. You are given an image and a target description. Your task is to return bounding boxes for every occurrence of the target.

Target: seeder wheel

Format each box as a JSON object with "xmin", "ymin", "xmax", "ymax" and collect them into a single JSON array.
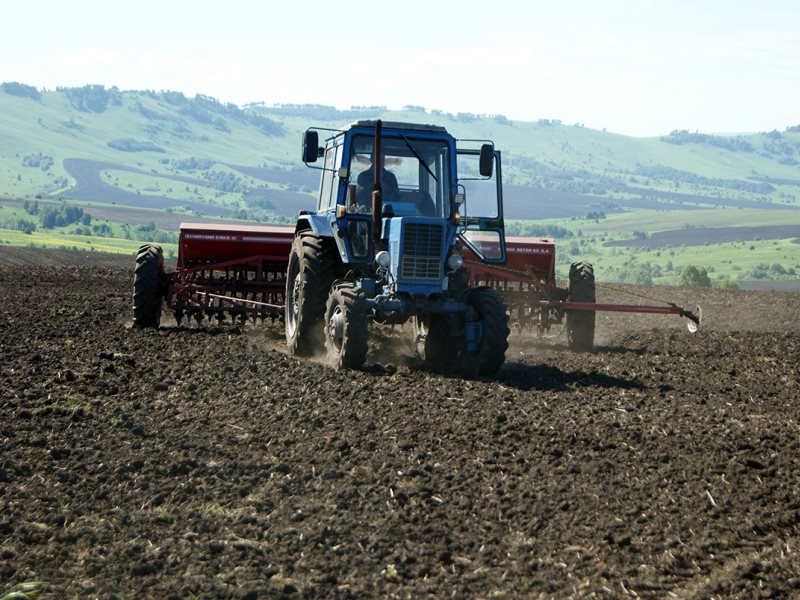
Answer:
[
  {"xmin": 566, "ymin": 262, "xmax": 596, "ymax": 352},
  {"xmin": 132, "ymin": 244, "xmax": 165, "ymax": 328}
]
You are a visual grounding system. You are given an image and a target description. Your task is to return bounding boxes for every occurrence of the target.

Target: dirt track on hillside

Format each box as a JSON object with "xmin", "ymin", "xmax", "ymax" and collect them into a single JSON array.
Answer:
[{"xmin": 1, "ymin": 251, "xmax": 799, "ymax": 598}]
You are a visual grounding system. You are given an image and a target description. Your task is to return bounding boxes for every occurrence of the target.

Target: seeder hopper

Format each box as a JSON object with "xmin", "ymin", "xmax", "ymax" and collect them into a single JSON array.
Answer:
[{"xmin": 133, "ymin": 223, "xmax": 293, "ymax": 328}]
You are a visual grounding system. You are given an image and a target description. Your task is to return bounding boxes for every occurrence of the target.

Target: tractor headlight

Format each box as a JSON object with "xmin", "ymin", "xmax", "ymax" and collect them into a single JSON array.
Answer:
[
  {"xmin": 447, "ymin": 253, "xmax": 464, "ymax": 271},
  {"xmin": 375, "ymin": 250, "xmax": 391, "ymax": 268}
]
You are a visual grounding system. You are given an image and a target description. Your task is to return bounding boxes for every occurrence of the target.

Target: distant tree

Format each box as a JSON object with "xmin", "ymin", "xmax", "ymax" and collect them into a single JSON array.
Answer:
[
  {"xmin": 634, "ymin": 164, "xmax": 773, "ymax": 194},
  {"xmin": 504, "ymin": 222, "xmax": 572, "ymax": 238},
  {"xmin": 568, "ymin": 241, "xmax": 580, "ymax": 256},
  {"xmin": 92, "ymin": 223, "xmax": 112, "ymax": 236},
  {"xmin": 677, "ymin": 265, "xmax": 711, "ymax": 288},
  {"xmin": 619, "ymin": 263, "xmax": 654, "ymax": 286},
  {"xmin": 203, "ymin": 170, "xmax": 244, "ymax": 193},
  {"xmin": 62, "ymin": 84, "xmax": 110, "ymax": 113},
  {"xmin": 160, "ymin": 90, "xmax": 187, "ymax": 105},
  {"xmin": 21, "ymin": 153, "xmax": 54, "ymax": 171},
  {"xmin": 661, "ymin": 130, "xmax": 754, "ymax": 152},
  {"xmin": 2, "ymin": 218, "xmax": 37, "ymax": 234},
  {"xmin": 107, "ymin": 139, "xmax": 165, "ymax": 153},
  {"xmin": 39, "ymin": 205, "xmax": 85, "ymax": 229},
  {"xmin": 1, "ymin": 82, "xmax": 41, "ymax": 100},
  {"xmin": 768, "ymin": 263, "xmax": 788, "ymax": 276},
  {"xmin": 173, "ymin": 157, "xmax": 215, "ymax": 171},
  {"xmin": 748, "ymin": 263, "xmax": 769, "ymax": 279}
]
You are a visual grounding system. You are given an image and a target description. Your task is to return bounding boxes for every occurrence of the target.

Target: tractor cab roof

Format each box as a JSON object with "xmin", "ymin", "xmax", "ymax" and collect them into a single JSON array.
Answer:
[{"xmin": 346, "ymin": 120, "xmax": 448, "ymax": 134}]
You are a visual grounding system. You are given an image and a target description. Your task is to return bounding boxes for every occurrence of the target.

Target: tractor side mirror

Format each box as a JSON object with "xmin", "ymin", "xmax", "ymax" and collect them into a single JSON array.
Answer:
[
  {"xmin": 302, "ymin": 131, "xmax": 319, "ymax": 163},
  {"xmin": 479, "ymin": 144, "xmax": 494, "ymax": 177}
]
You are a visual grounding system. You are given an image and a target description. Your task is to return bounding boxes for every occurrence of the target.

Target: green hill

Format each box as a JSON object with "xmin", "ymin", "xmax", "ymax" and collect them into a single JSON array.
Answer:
[{"xmin": 1, "ymin": 82, "xmax": 799, "ymax": 287}]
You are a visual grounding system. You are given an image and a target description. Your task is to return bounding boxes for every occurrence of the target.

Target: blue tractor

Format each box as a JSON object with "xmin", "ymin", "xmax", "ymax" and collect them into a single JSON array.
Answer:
[{"xmin": 286, "ymin": 119, "xmax": 510, "ymax": 373}]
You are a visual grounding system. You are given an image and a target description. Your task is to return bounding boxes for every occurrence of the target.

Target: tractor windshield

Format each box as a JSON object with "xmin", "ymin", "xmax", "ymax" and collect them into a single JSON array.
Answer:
[{"xmin": 347, "ymin": 135, "xmax": 450, "ymax": 218}]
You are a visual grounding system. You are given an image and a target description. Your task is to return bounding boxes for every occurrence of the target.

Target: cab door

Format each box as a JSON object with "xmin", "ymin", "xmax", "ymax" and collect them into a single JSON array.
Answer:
[{"xmin": 456, "ymin": 148, "xmax": 506, "ymax": 264}]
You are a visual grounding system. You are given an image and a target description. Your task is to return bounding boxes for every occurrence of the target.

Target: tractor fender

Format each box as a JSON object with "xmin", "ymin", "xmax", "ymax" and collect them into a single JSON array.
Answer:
[
  {"xmin": 459, "ymin": 284, "xmax": 492, "ymax": 303},
  {"xmin": 294, "ymin": 213, "xmax": 335, "ymax": 239}
]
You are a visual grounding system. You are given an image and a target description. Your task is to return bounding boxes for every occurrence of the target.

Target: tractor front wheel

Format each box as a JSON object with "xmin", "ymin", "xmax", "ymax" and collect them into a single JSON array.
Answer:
[
  {"xmin": 132, "ymin": 244, "xmax": 165, "ymax": 328},
  {"xmin": 324, "ymin": 283, "xmax": 368, "ymax": 370},
  {"xmin": 461, "ymin": 288, "xmax": 510, "ymax": 376},
  {"xmin": 285, "ymin": 232, "xmax": 337, "ymax": 356},
  {"xmin": 566, "ymin": 261, "xmax": 596, "ymax": 352}
]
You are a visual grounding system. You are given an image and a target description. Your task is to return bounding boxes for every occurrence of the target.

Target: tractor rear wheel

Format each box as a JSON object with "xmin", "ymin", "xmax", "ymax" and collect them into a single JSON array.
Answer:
[
  {"xmin": 324, "ymin": 283, "xmax": 368, "ymax": 370},
  {"xmin": 133, "ymin": 244, "xmax": 165, "ymax": 328},
  {"xmin": 461, "ymin": 288, "xmax": 510, "ymax": 376},
  {"xmin": 567, "ymin": 261, "xmax": 596, "ymax": 352},
  {"xmin": 285, "ymin": 232, "xmax": 337, "ymax": 356}
]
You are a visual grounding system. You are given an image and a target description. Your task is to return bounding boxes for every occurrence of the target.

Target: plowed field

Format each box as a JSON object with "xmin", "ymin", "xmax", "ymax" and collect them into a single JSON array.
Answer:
[{"xmin": 1, "ymin": 251, "xmax": 799, "ymax": 598}]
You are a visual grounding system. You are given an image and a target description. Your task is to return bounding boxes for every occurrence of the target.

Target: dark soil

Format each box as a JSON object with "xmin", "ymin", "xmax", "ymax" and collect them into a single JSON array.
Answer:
[{"xmin": 1, "ymin": 251, "xmax": 800, "ymax": 598}]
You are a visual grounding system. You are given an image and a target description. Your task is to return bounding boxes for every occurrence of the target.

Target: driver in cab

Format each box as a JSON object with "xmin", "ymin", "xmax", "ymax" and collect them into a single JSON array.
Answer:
[{"xmin": 355, "ymin": 151, "xmax": 400, "ymax": 208}]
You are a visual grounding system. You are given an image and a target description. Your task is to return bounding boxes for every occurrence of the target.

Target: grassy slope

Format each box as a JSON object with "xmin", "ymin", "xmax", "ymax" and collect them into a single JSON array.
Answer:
[{"xmin": 1, "ymin": 86, "xmax": 799, "ymax": 284}]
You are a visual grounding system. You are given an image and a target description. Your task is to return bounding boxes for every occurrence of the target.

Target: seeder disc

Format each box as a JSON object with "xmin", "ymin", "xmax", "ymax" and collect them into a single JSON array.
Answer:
[{"xmin": 686, "ymin": 306, "xmax": 702, "ymax": 333}]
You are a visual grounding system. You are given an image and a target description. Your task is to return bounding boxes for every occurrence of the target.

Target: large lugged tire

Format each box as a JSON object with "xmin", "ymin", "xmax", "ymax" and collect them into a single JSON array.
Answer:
[
  {"xmin": 285, "ymin": 232, "xmax": 338, "ymax": 356},
  {"xmin": 133, "ymin": 244, "xmax": 165, "ymax": 328},
  {"xmin": 567, "ymin": 261, "xmax": 596, "ymax": 352},
  {"xmin": 324, "ymin": 283, "xmax": 368, "ymax": 370},
  {"xmin": 462, "ymin": 288, "xmax": 510, "ymax": 376}
]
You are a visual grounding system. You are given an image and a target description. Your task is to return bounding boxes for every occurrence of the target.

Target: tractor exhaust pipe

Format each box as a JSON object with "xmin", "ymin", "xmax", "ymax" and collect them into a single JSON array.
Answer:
[{"xmin": 372, "ymin": 120, "xmax": 384, "ymax": 251}]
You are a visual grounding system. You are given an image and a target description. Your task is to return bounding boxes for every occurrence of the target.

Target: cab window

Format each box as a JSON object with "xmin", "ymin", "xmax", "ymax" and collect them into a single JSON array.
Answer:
[
  {"xmin": 318, "ymin": 146, "xmax": 336, "ymax": 210},
  {"xmin": 347, "ymin": 135, "xmax": 450, "ymax": 218}
]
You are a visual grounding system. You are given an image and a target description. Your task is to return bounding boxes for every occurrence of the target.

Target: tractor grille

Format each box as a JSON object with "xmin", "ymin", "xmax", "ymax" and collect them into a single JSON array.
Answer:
[{"xmin": 400, "ymin": 223, "xmax": 443, "ymax": 280}]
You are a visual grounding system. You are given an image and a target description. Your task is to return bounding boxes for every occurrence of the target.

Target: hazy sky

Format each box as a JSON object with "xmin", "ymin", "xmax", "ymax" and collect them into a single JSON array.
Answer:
[{"xmin": 3, "ymin": 0, "xmax": 798, "ymax": 137}]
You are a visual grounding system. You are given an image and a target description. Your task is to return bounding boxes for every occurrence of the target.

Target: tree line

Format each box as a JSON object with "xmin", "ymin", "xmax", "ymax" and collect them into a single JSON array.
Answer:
[{"xmin": 24, "ymin": 201, "xmax": 91, "ymax": 229}]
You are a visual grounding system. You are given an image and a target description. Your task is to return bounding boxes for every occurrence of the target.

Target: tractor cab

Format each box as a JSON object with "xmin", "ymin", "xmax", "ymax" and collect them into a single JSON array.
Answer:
[{"xmin": 301, "ymin": 120, "xmax": 506, "ymax": 275}]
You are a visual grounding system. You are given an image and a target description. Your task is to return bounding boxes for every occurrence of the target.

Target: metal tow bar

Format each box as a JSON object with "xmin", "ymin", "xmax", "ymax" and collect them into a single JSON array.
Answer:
[{"xmin": 553, "ymin": 301, "xmax": 702, "ymax": 333}]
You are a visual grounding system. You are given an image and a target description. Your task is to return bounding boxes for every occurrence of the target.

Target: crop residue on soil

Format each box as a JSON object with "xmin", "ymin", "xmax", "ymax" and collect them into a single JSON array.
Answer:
[{"xmin": 1, "ymin": 256, "xmax": 800, "ymax": 598}]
